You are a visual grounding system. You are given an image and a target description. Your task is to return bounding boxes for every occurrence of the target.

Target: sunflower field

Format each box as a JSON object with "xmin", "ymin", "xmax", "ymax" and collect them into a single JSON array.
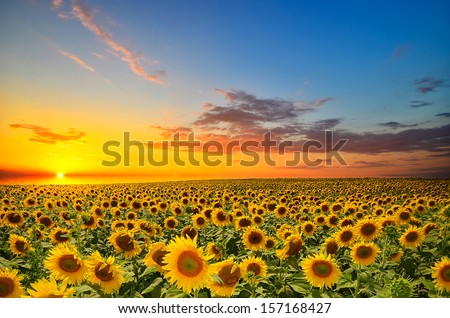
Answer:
[{"xmin": 1, "ymin": 178, "xmax": 449, "ymax": 298}]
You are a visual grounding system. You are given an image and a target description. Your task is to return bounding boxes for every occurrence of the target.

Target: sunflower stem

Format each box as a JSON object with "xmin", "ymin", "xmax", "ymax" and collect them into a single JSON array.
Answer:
[{"xmin": 354, "ymin": 264, "xmax": 361, "ymax": 297}]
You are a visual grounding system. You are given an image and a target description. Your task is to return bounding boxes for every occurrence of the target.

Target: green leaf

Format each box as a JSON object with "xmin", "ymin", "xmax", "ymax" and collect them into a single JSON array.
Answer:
[{"xmin": 141, "ymin": 277, "xmax": 164, "ymax": 295}]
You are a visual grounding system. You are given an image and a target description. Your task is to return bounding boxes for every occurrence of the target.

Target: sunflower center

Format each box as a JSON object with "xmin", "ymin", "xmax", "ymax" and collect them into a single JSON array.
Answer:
[
  {"xmin": 305, "ymin": 224, "xmax": 314, "ymax": 232},
  {"xmin": 55, "ymin": 231, "xmax": 69, "ymax": 242},
  {"xmin": 217, "ymin": 212, "xmax": 227, "ymax": 221},
  {"xmin": 116, "ymin": 234, "xmax": 134, "ymax": 251},
  {"xmin": 177, "ymin": 251, "xmax": 203, "ymax": 277},
  {"xmin": 182, "ymin": 228, "xmax": 198, "ymax": 240},
  {"xmin": 249, "ymin": 232, "xmax": 263, "ymax": 244},
  {"xmin": 84, "ymin": 217, "xmax": 95, "ymax": 226},
  {"xmin": 95, "ymin": 263, "xmax": 114, "ymax": 282},
  {"xmin": 196, "ymin": 217, "xmax": 205, "ymax": 225},
  {"xmin": 399, "ymin": 212, "xmax": 410, "ymax": 220},
  {"xmin": 312, "ymin": 261, "xmax": 333, "ymax": 277},
  {"xmin": 8, "ymin": 213, "xmax": 22, "ymax": 224},
  {"xmin": 47, "ymin": 294, "xmax": 64, "ymax": 298},
  {"xmin": 40, "ymin": 217, "xmax": 52, "ymax": 227},
  {"xmin": 265, "ymin": 239, "xmax": 275, "ymax": 248},
  {"xmin": 341, "ymin": 231, "xmax": 353, "ymax": 242},
  {"xmin": 167, "ymin": 220, "xmax": 176, "ymax": 228},
  {"xmin": 239, "ymin": 218, "xmax": 252, "ymax": 227},
  {"xmin": 218, "ymin": 265, "xmax": 241, "ymax": 286},
  {"xmin": 0, "ymin": 277, "xmax": 14, "ymax": 297},
  {"xmin": 247, "ymin": 263, "xmax": 261, "ymax": 276},
  {"xmin": 361, "ymin": 224, "xmax": 376, "ymax": 236},
  {"xmin": 356, "ymin": 246, "xmax": 373, "ymax": 259},
  {"xmin": 15, "ymin": 240, "xmax": 27, "ymax": 252},
  {"xmin": 405, "ymin": 232, "xmax": 418, "ymax": 242},
  {"xmin": 287, "ymin": 238, "xmax": 303, "ymax": 255},
  {"xmin": 440, "ymin": 265, "xmax": 450, "ymax": 282},
  {"xmin": 152, "ymin": 249, "xmax": 169, "ymax": 267},
  {"xmin": 58, "ymin": 255, "xmax": 81, "ymax": 273},
  {"xmin": 329, "ymin": 216, "xmax": 338, "ymax": 225},
  {"xmin": 326, "ymin": 241, "xmax": 338, "ymax": 254}
]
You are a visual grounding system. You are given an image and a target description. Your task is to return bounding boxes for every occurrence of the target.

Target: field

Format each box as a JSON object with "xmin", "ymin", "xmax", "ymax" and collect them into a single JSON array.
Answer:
[{"xmin": 1, "ymin": 178, "xmax": 449, "ymax": 298}]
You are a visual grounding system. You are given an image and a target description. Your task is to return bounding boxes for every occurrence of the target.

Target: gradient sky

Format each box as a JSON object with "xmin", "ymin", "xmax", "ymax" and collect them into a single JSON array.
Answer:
[{"xmin": 1, "ymin": 0, "xmax": 449, "ymax": 184}]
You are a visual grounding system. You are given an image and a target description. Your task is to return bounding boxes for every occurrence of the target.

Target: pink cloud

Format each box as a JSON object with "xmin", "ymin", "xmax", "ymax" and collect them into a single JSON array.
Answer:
[
  {"xmin": 53, "ymin": 0, "xmax": 164, "ymax": 85},
  {"xmin": 60, "ymin": 50, "xmax": 95, "ymax": 72}
]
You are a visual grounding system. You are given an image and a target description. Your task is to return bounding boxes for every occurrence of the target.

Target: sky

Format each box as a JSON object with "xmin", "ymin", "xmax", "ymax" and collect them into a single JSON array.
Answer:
[{"xmin": 1, "ymin": 0, "xmax": 449, "ymax": 184}]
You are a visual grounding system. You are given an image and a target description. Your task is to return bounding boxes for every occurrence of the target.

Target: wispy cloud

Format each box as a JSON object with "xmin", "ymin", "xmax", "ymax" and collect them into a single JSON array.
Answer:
[
  {"xmin": 377, "ymin": 121, "xmax": 418, "ymax": 129},
  {"xmin": 391, "ymin": 44, "xmax": 409, "ymax": 60},
  {"xmin": 52, "ymin": 0, "xmax": 164, "ymax": 84},
  {"xmin": 60, "ymin": 50, "xmax": 95, "ymax": 72},
  {"xmin": 91, "ymin": 52, "xmax": 104, "ymax": 60},
  {"xmin": 9, "ymin": 123, "xmax": 86, "ymax": 144},
  {"xmin": 412, "ymin": 76, "xmax": 445, "ymax": 94},
  {"xmin": 410, "ymin": 100, "xmax": 433, "ymax": 108},
  {"xmin": 436, "ymin": 112, "xmax": 450, "ymax": 118}
]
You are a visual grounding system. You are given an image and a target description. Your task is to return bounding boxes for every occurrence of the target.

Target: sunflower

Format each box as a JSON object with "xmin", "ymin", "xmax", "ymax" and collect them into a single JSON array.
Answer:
[
  {"xmin": 356, "ymin": 218, "xmax": 380, "ymax": 241},
  {"xmin": 396, "ymin": 209, "xmax": 412, "ymax": 224},
  {"xmin": 252, "ymin": 215, "xmax": 264, "ymax": 226},
  {"xmin": 27, "ymin": 276, "xmax": 75, "ymax": 298},
  {"xmin": 211, "ymin": 209, "xmax": 229, "ymax": 226},
  {"xmin": 109, "ymin": 230, "xmax": 142, "ymax": 258},
  {"xmin": 322, "ymin": 237, "xmax": 339, "ymax": 255},
  {"xmin": 181, "ymin": 226, "xmax": 198, "ymax": 240},
  {"xmin": 86, "ymin": 251, "xmax": 125, "ymax": 294},
  {"xmin": 38, "ymin": 214, "xmax": 54, "ymax": 229},
  {"xmin": 327, "ymin": 213, "xmax": 340, "ymax": 228},
  {"xmin": 350, "ymin": 242, "xmax": 379, "ymax": 266},
  {"xmin": 44, "ymin": 244, "xmax": 87, "ymax": 284},
  {"xmin": 399, "ymin": 226, "xmax": 424, "ymax": 248},
  {"xmin": 0, "ymin": 268, "xmax": 24, "ymax": 298},
  {"xmin": 49, "ymin": 227, "xmax": 71, "ymax": 244},
  {"xmin": 431, "ymin": 257, "xmax": 450, "ymax": 292},
  {"xmin": 264, "ymin": 236, "xmax": 277, "ymax": 250},
  {"xmin": 209, "ymin": 258, "xmax": 241, "ymax": 297},
  {"xmin": 235, "ymin": 216, "xmax": 253, "ymax": 230},
  {"xmin": 276, "ymin": 233, "xmax": 303, "ymax": 260},
  {"xmin": 301, "ymin": 253, "xmax": 341, "ymax": 289},
  {"xmin": 302, "ymin": 221, "xmax": 316, "ymax": 236},
  {"xmin": 144, "ymin": 242, "xmax": 169, "ymax": 272},
  {"xmin": 241, "ymin": 256, "xmax": 267, "ymax": 282},
  {"xmin": 4, "ymin": 211, "xmax": 24, "ymax": 228},
  {"xmin": 162, "ymin": 236, "xmax": 211, "ymax": 294},
  {"xmin": 335, "ymin": 226, "xmax": 356, "ymax": 247},
  {"xmin": 275, "ymin": 205, "xmax": 288, "ymax": 218},
  {"xmin": 192, "ymin": 214, "xmax": 208, "ymax": 229},
  {"xmin": 390, "ymin": 249, "xmax": 403, "ymax": 263},
  {"xmin": 164, "ymin": 217, "xmax": 178, "ymax": 230},
  {"xmin": 423, "ymin": 222, "xmax": 440, "ymax": 236},
  {"xmin": 206, "ymin": 242, "xmax": 223, "ymax": 260},
  {"xmin": 9, "ymin": 234, "xmax": 33, "ymax": 256},
  {"xmin": 315, "ymin": 215, "xmax": 327, "ymax": 226},
  {"xmin": 81, "ymin": 214, "xmax": 97, "ymax": 230},
  {"xmin": 242, "ymin": 226, "xmax": 266, "ymax": 251}
]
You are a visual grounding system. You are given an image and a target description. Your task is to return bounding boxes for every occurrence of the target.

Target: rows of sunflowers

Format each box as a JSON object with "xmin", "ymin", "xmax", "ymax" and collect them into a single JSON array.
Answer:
[{"xmin": 1, "ymin": 178, "xmax": 449, "ymax": 298}]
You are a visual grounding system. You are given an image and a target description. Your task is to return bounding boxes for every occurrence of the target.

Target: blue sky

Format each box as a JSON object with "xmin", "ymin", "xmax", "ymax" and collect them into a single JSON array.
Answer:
[{"xmin": 1, "ymin": 0, "xmax": 450, "ymax": 182}]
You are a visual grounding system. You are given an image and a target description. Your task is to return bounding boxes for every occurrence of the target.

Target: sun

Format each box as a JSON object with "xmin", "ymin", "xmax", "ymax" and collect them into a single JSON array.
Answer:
[{"xmin": 57, "ymin": 172, "xmax": 64, "ymax": 179}]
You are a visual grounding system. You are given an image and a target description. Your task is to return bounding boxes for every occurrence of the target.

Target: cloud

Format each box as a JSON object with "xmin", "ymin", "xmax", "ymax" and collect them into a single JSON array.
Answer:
[
  {"xmin": 391, "ymin": 44, "xmax": 409, "ymax": 60},
  {"xmin": 9, "ymin": 123, "xmax": 86, "ymax": 144},
  {"xmin": 60, "ymin": 50, "xmax": 95, "ymax": 72},
  {"xmin": 91, "ymin": 52, "xmax": 104, "ymax": 60},
  {"xmin": 377, "ymin": 121, "xmax": 418, "ymax": 129},
  {"xmin": 53, "ymin": 0, "xmax": 164, "ymax": 84},
  {"xmin": 436, "ymin": 112, "xmax": 450, "ymax": 118},
  {"xmin": 412, "ymin": 77, "xmax": 445, "ymax": 94},
  {"xmin": 193, "ymin": 89, "xmax": 334, "ymax": 136},
  {"xmin": 151, "ymin": 126, "xmax": 193, "ymax": 139},
  {"xmin": 307, "ymin": 124, "xmax": 450, "ymax": 154},
  {"xmin": 410, "ymin": 100, "xmax": 433, "ymax": 108}
]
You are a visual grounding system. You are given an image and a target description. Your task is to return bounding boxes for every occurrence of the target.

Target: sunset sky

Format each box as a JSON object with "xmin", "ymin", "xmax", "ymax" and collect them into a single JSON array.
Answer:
[{"xmin": 1, "ymin": 0, "xmax": 449, "ymax": 184}]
